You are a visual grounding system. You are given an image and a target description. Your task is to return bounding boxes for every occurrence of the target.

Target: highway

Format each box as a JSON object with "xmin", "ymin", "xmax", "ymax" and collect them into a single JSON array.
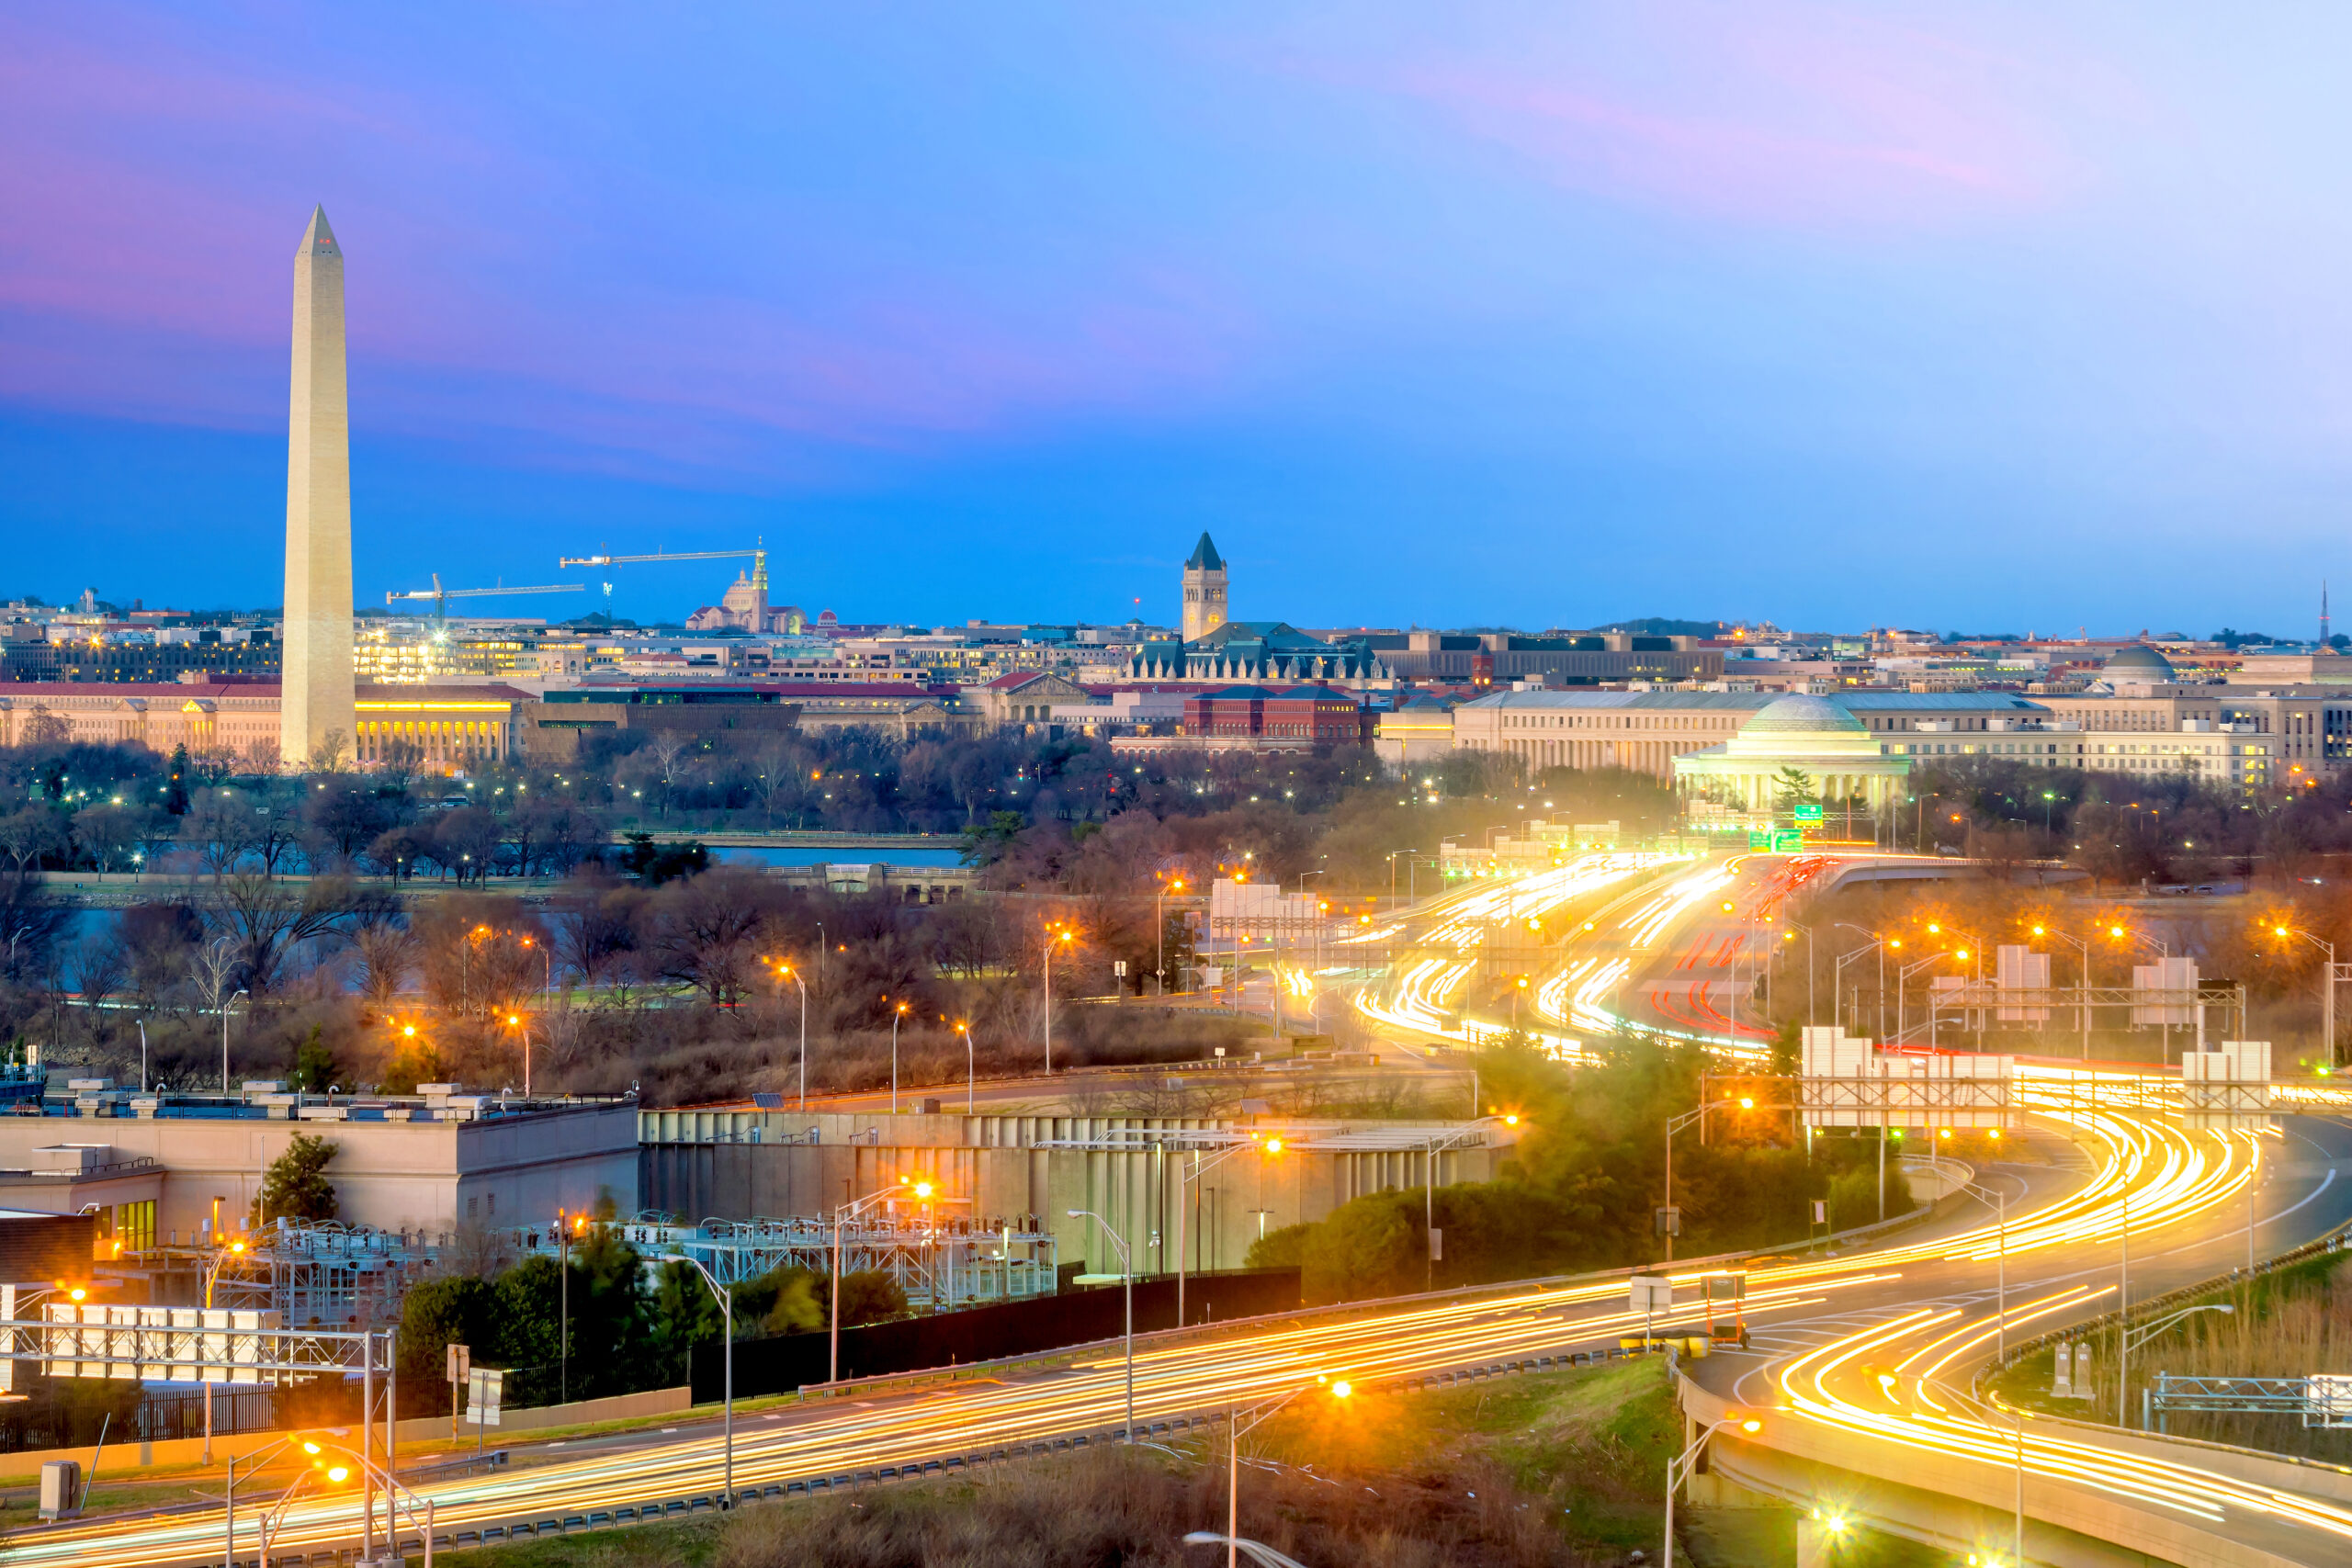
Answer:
[
  {"xmin": 28, "ymin": 1095, "xmax": 2346, "ymax": 1566},
  {"xmin": 27, "ymin": 845, "xmax": 2352, "ymax": 1566}
]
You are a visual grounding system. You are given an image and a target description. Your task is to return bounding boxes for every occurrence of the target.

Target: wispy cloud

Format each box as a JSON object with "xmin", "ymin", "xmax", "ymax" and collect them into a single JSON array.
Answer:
[
  {"xmin": 0, "ymin": 6, "xmax": 1263, "ymax": 476},
  {"xmin": 1272, "ymin": 5, "xmax": 2092, "ymax": 229}
]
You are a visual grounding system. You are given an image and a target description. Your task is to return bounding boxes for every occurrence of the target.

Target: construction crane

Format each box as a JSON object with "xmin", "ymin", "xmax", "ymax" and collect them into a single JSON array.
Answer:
[
  {"xmin": 383, "ymin": 574, "xmax": 586, "ymax": 622},
  {"xmin": 558, "ymin": 547, "xmax": 763, "ymax": 570},
  {"xmin": 557, "ymin": 542, "xmax": 771, "ymax": 606}
]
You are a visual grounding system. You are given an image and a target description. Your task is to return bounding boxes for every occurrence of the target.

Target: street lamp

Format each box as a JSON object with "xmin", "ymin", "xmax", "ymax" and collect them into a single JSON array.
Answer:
[
  {"xmin": 831, "ymin": 1179, "xmax": 922, "ymax": 1382},
  {"xmin": 1660, "ymin": 1107, "xmax": 1708, "ymax": 1264},
  {"xmin": 2030, "ymin": 923, "xmax": 2094, "ymax": 1059},
  {"xmin": 1043, "ymin": 927, "xmax": 1074, "ymax": 1074},
  {"xmin": 889, "ymin": 1000, "xmax": 910, "ymax": 1113},
  {"xmin": 1207, "ymin": 1382, "xmax": 1353, "ymax": 1568},
  {"xmin": 1924, "ymin": 921, "xmax": 1985, "ymax": 984},
  {"xmin": 200, "ymin": 1235, "xmax": 248, "ymax": 1463},
  {"xmin": 1832, "ymin": 924, "xmax": 1885, "ymax": 1038},
  {"xmin": 224, "ymin": 1437, "xmax": 356, "ymax": 1568},
  {"xmin": 1068, "ymin": 1209, "xmax": 1136, "ymax": 1444},
  {"xmin": 657, "ymin": 1253, "xmax": 735, "ymax": 1505},
  {"xmin": 1894, "ymin": 949, "xmax": 1956, "ymax": 1047},
  {"xmin": 956, "ymin": 1021, "xmax": 974, "ymax": 1111},
  {"xmin": 221, "ymin": 987, "xmax": 248, "ymax": 1093},
  {"xmin": 503, "ymin": 1013, "xmax": 532, "ymax": 1096},
  {"xmin": 1173, "ymin": 1138, "xmax": 1283, "ymax": 1324},
  {"xmin": 2270, "ymin": 925, "xmax": 2344, "ymax": 1066},
  {"xmin": 775, "ymin": 961, "xmax": 808, "ymax": 1109},
  {"xmin": 273, "ymin": 1432, "xmax": 433, "ymax": 1568},
  {"xmin": 1781, "ymin": 919, "xmax": 1815, "ymax": 1026},
  {"xmin": 1158, "ymin": 876, "xmax": 1186, "ymax": 995},
  {"xmin": 2123, "ymin": 1303, "xmax": 2235, "ymax": 1428},
  {"xmin": 1664, "ymin": 1414, "xmax": 1761, "ymax": 1568},
  {"xmin": 1422, "ymin": 1117, "xmax": 1509, "ymax": 1290}
]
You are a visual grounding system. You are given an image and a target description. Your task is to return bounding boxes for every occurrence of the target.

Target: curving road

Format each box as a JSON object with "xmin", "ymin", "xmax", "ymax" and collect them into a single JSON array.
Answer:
[{"xmin": 26, "ymin": 848, "xmax": 2352, "ymax": 1566}]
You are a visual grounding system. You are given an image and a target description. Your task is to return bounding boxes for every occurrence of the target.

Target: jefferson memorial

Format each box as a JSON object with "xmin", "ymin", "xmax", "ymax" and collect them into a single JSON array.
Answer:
[{"xmin": 1670, "ymin": 693, "xmax": 1911, "ymax": 811}]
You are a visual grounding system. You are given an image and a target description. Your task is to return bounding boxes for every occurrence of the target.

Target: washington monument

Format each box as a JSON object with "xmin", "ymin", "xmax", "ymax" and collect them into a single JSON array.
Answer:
[{"xmin": 279, "ymin": 205, "xmax": 356, "ymax": 768}]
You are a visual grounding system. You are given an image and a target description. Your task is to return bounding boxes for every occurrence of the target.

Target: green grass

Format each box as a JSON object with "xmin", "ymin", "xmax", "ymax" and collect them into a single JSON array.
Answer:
[
  {"xmin": 373, "ymin": 1361, "xmax": 1687, "ymax": 1566},
  {"xmin": 435, "ymin": 1516, "xmax": 721, "ymax": 1568}
]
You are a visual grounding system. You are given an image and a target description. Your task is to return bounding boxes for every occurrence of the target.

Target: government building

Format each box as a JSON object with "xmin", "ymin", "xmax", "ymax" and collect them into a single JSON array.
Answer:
[
  {"xmin": 0, "ymin": 682, "xmax": 530, "ymax": 773},
  {"xmin": 1445, "ymin": 649, "xmax": 2283, "ymax": 795}
]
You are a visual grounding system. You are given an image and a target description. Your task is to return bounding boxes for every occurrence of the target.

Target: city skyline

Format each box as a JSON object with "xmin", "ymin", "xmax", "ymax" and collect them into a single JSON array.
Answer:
[{"xmin": 8, "ymin": 6, "xmax": 2352, "ymax": 629}]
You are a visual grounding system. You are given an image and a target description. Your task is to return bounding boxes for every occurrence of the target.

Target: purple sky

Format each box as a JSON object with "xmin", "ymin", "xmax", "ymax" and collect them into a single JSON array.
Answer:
[{"xmin": 5, "ymin": 4, "xmax": 2349, "ymax": 635}]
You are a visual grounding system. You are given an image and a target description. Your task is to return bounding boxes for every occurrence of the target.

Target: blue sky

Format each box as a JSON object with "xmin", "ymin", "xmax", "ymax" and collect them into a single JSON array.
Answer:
[{"xmin": 4, "ymin": 4, "xmax": 2349, "ymax": 635}]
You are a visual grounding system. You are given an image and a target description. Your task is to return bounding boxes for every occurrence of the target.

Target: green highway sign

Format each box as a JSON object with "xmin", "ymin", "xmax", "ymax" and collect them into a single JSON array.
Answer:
[
  {"xmin": 1747, "ymin": 830, "xmax": 1771, "ymax": 849},
  {"xmin": 1770, "ymin": 829, "xmax": 1804, "ymax": 852},
  {"xmin": 1792, "ymin": 803, "xmax": 1824, "ymax": 822}
]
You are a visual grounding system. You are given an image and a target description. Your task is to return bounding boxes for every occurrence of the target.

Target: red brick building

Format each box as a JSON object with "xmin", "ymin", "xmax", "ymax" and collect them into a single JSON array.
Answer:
[{"xmin": 1181, "ymin": 684, "xmax": 1367, "ymax": 745}]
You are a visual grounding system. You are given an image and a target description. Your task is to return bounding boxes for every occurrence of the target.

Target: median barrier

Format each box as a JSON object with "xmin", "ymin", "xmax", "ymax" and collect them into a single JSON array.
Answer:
[
  {"xmin": 784, "ymin": 1192, "xmax": 1954, "ymax": 1412},
  {"xmin": 0, "ymin": 1381, "xmax": 695, "ymax": 1485}
]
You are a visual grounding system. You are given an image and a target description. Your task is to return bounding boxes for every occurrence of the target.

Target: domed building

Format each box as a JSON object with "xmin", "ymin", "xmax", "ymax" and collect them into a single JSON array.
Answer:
[
  {"xmin": 2098, "ymin": 643, "xmax": 2177, "ymax": 685},
  {"xmin": 1671, "ymin": 694, "xmax": 1910, "ymax": 812}
]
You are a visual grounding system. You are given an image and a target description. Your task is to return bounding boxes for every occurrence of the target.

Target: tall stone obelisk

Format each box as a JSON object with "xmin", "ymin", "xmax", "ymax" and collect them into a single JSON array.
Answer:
[{"xmin": 279, "ymin": 205, "xmax": 356, "ymax": 770}]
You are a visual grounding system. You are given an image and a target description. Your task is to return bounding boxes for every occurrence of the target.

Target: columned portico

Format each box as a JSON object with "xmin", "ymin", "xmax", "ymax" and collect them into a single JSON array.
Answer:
[{"xmin": 1673, "ymin": 694, "xmax": 1911, "ymax": 812}]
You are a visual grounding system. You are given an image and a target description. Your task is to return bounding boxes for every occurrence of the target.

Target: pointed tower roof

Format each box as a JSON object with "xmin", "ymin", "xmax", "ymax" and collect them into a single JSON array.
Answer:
[
  {"xmin": 300, "ymin": 205, "xmax": 341, "ymax": 257},
  {"xmin": 1186, "ymin": 531, "xmax": 1224, "ymax": 571}
]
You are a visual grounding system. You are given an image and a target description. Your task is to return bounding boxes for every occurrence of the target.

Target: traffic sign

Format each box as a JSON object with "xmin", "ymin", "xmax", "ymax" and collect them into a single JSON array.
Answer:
[
  {"xmin": 1793, "ymin": 804, "xmax": 1824, "ymax": 822},
  {"xmin": 465, "ymin": 1366, "xmax": 503, "ymax": 1427},
  {"xmin": 1770, "ymin": 829, "xmax": 1804, "ymax": 852},
  {"xmin": 1747, "ymin": 830, "xmax": 1771, "ymax": 850}
]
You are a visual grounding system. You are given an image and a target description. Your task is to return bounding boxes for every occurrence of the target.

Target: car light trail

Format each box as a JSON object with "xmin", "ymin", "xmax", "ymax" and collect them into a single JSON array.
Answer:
[{"xmin": 1776, "ymin": 1287, "xmax": 2352, "ymax": 1543}]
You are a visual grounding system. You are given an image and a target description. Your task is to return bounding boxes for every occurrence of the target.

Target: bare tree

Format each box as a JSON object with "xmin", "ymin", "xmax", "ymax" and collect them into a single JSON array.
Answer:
[
  {"xmin": 0, "ymin": 871, "xmax": 73, "ymax": 986},
  {"xmin": 191, "ymin": 933, "xmax": 243, "ymax": 1020},
  {"xmin": 434, "ymin": 807, "xmax": 504, "ymax": 883},
  {"xmin": 751, "ymin": 734, "xmax": 808, "ymax": 825},
  {"xmin": 0, "ymin": 807, "xmax": 67, "ymax": 877},
  {"xmin": 180, "ymin": 791, "xmax": 260, "ymax": 881},
  {"xmin": 351, "ymin": 924, "xmax": 419, "ymax": 1007},
  {"xmin": 306, "ymin": 729, "xmax": 352, "ymax": 774},
  {"xmin": 377, "ymin": 737, "xmax": 425, "ymax": 794},
  {"xmin": 650, "ymin": 867, "xmax": 767, "ymax": 1005},
  {"xmin": 73, "ymin": 931, "xmax": 128, "ymax": 1014},
  {"xmin": 551, "ymin": 880, "xmax": 645, "ymax": 989},
  {"xmin": 253, "ymin": 793, "xmax": 306, "ymax": 878},
  {"xmin": 198, "ymin": 874, "xmax": 385, "ymax": 996},
  {"xmin": 646, "ymin": 731, "xmax": 694, "ymax": 817}
]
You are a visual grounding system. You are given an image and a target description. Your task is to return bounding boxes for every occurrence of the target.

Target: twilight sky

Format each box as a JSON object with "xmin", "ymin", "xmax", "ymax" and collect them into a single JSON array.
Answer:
[{"xmin": 5, "ymin": 4, "xmax": 2350, "ymax": 635}]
